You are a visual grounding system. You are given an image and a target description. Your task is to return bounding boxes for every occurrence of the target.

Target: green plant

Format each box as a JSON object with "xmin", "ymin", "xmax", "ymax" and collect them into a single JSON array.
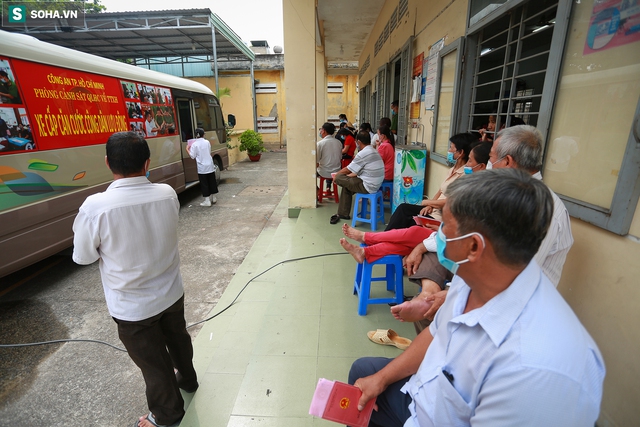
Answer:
[{"xmin": 238, "ymin": 130, "xmax": 267, "ymax": 156}]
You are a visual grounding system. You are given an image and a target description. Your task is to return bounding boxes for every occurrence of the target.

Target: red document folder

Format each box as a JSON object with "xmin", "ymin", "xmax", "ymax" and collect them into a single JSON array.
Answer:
[{"xmin": 309, "ymin": 378, "xmax": 376, "ymax": 427}]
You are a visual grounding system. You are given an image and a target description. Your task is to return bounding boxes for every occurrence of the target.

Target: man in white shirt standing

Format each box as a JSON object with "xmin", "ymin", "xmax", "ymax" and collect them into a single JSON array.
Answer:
[
  {"xmin": 72, "ymin": 132, "xmax": 197, "ymax": 427},
  {"xmin": 349, "ymin": 169, "xmax": 604, "ymax": 427},
  {"xmin": 316, "ymin": 122, "xmax": 343, "ymax": 195}
]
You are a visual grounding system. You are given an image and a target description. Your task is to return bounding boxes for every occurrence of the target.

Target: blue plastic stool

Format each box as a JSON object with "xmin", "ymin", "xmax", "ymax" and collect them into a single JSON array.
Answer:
[
  {"xmin": 380, "ymin": 181, "xmax": 393, "ymax": 210},
  {"xmin": 353, "ymin": 251, "xmax": 405, "ymax": 316},
  {"xmin": 351, "ymin": 190, "xmax": 385, "ymax": 231}
]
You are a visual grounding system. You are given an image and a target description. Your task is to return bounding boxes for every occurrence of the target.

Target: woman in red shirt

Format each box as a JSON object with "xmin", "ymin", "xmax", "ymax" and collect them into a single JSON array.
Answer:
[{"xmin": 377, "ymin": 125, "xmax": 395, "ymax": 181}]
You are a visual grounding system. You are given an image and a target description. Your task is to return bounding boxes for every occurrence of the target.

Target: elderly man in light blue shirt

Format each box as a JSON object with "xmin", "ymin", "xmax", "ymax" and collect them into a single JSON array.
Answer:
[{"xmin": 348, "ymin": 169, "xmax": 604, "ymax": 427}]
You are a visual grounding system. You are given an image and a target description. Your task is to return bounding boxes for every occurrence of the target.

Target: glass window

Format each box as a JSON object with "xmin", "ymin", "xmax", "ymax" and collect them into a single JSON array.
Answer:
[
  {"xmin": 467, "ymin": 0, "xmax": 558, "ymax": 137},
  {"xmin": 193, "ymin": 95, "xmax": 216, "ymax": 132},
  {"xmin": 431, "ymin": 39, "xmax": 463, "ymax": 160},
  {"xmin": 543, "ymin": 0, "xmax": 640, "ymax": 233}
]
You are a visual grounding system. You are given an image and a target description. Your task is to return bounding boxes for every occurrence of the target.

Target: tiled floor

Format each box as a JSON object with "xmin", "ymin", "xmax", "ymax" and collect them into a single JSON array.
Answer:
[{"xmin": 180, "ymin": 195, "xmax": 420, "ymax": 426}]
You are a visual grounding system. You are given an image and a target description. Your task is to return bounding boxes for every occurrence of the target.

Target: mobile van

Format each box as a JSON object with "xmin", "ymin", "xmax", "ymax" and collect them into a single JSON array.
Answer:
[{"xmin": 0, "ymin": 30, "xmax": 229, "ymax": 278}]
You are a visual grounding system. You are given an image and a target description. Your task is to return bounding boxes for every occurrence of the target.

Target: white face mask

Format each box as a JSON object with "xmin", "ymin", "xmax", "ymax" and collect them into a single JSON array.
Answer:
[{"xmin": 486, "ymin": 160, "xmax": 493, "ymax": 170}]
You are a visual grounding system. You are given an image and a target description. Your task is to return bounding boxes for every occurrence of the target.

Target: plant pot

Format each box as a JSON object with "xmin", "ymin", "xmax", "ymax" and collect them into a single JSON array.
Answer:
[{"xmin": 248, "ymin": 153, "xmax": 261, "ymax": 162}]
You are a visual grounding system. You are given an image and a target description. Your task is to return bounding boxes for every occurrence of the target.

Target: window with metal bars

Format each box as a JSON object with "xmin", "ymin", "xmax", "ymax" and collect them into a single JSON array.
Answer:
[{"xmin": 468, "ymin": 0, "xmax": 558, "ymax": 137}]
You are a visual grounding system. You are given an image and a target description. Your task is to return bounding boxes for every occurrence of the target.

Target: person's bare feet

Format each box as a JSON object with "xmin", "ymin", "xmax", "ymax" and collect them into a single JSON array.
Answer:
[
  {"xmin": 390, "ymin": 298, "xmax": 434, "ymax": 323},
  {"xmin": 136, "ymin": 414, "xmax": 156, "ymax": 427},
  {"xmin": 342, "ymin": 223, "xmax": 366, "ymax": 243},
  {"xmin": 340, "ymin": 238, "xmax": 365, "ymax": 263}
]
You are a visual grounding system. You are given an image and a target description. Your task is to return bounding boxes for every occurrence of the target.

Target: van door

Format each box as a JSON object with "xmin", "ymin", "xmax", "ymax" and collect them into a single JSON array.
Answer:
[{"xmin": 176, "ymin": 98, "xmax": 198, "ymax": 183}]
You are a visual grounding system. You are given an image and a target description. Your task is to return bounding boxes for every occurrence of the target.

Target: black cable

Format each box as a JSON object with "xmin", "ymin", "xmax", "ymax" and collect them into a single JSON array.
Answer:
[
  {"xmin": 186, "ymin": 252, "xmax": 347, "ymax": 328},
  {"xmin": 0, "ymin": 252, "xmax": 349, "ymax": 351},
  {"xmin": 0, "ymin": 338, "xmax": 127, "ymax": 352}
]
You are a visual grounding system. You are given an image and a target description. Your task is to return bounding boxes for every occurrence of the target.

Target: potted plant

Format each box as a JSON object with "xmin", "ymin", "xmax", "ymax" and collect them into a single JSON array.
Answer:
[{"xmin": 238, "ymin": 129, "xmax": 267, "ymax": 161}]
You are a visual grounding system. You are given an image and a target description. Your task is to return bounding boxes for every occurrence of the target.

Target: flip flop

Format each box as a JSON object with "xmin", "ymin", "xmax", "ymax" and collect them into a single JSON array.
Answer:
[
  {"xmin": 134, "ymin": 412, "xmax": 181, "ymax": 427},
  {"xmin": 367, "ymin": 329, "xmax": 412, "ymax": 350}
]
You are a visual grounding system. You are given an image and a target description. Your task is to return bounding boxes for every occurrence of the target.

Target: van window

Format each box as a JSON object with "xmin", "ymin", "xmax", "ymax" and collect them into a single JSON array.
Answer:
[{"xmin": 193, "ymin": 95, "xmax": 215, "ymax": 132}]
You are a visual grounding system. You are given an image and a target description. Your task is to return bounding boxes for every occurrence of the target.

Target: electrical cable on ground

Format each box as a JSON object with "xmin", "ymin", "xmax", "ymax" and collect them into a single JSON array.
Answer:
[{"xmin": 0, "ymin": 252, "xmax": 348, "ymax": 352}]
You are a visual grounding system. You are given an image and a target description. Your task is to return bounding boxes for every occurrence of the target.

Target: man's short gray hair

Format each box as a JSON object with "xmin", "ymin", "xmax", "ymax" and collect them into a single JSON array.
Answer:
[
  {"xmin": 446, "ymin": 169, "xmax": 553, "ymax": 267},
  {"xmin": 495, "ymin": 125, "xmax": 543, "ymax": 172}
]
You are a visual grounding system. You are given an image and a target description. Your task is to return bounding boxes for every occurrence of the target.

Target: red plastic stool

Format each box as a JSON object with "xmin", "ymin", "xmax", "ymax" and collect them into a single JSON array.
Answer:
[{"xmin": 318, "ymin": 176, "xmax": 339, "ymax": 203}]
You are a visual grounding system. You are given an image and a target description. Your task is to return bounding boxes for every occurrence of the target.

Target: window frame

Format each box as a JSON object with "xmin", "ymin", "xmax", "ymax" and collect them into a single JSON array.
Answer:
[
  {"xmin": 430, "ymin": 38, "xmax": 464, "ymax": 166},
  {"xmin": 457, "ymin": 0, "xmax": 640, "ymax": 235}
]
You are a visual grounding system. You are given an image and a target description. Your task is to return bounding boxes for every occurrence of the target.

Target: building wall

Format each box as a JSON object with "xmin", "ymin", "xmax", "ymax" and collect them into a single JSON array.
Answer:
[
  {"xmin": 255, "ymin": 69, "xmax": 287, "ymax": 148},
  {"xmin": 356, "ymin": 0, "xmax": 640, "ymax": 425},
  {"xmin": 326, "ymin": 75, "xmax": 358, "ymax": 125},
  {"xmin": 284, "ymin": 0, "xmax": 318, "ymax": 211}
]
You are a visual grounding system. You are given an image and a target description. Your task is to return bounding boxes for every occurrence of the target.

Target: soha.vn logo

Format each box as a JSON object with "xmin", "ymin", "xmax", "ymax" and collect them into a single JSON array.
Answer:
[{"xmin": 8, "ymin": 5, "xmax": 79, "ymax": 22}]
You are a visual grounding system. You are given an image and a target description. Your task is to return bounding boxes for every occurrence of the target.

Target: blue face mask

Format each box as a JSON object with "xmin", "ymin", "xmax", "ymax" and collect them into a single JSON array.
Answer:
[
  {"xmin": 145, "ymin": 171, "xmax": 150, "ymax": 179},
  {"xmin": 446, "ymin": 151, "xmax": 456, "ymax": 164},
  {"xmin": 463, "ymin": 164, "xmax": 481, "ymax": 175},
  {"xmin": 435, "ymin": 224, "xmax": 485, "ymax": 275}
]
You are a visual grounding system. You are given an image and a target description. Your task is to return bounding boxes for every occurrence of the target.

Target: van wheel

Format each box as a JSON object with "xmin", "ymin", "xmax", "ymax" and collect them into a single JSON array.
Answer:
[{"xmin": 214, "ymin": 157, "xmax": 223, "ymax": 185}]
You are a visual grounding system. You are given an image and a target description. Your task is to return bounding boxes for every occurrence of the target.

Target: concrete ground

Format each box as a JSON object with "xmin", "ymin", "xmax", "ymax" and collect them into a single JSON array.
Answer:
[{"xmin": 0, "ymin": 151, "xmax": 289, "ymax": 427}]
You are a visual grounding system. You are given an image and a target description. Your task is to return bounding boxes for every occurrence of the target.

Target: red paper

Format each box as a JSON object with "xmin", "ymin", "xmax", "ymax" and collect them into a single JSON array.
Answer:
[{"xmin": 413, "ymin": 215, "xmax": 441, "ymax": 228}]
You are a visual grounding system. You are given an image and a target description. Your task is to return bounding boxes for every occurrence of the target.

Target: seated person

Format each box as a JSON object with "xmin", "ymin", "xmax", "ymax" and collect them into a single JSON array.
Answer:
[
  {"xmin": 340, "ymin": 223, "xmax": 434, "ymax": 264},
  {"xmin": 385, "ymin": 133, "xmax": 478, "ymax": 230},
  {"xmin": 330, "ymin": 131, "xmax": 384, "ymax": 224},
  {"xmin": 394, "ymin": 127, "xmax": 573, "ymax": 332},
  {"xmin": 377, "ymin": 125, "xmax": 395, "ymax": 182},
  {"xmin": 335, "ymin": 124, "xmax": 356, "ymax": 164},
  {"xmin": 359, "ymin": 122, "xmax": 375, "ymax": 142},
  {"xmin": 316, "ymin": 122, "xmax": 342, "ymax": 192},
  {"xmin": 348, "ymin": 169, "xmax": 604, "ymax": 427},
  {"xmin": 371, "ymin": 117, "xmax": 397, "ymax": 149}
]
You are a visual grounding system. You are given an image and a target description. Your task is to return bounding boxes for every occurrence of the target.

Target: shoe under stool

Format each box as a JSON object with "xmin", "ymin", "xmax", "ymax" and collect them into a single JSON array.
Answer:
[
  {"xmin": 318, "ymin": 176, "xmax": 339, "ymax": 203},
  {"xmin": 353, "ymin": 251, "xmax": 405, "ymax": 316},
  {"xmin": 351, "ymin": 190, "xmax": 385, "ymax": 231}
]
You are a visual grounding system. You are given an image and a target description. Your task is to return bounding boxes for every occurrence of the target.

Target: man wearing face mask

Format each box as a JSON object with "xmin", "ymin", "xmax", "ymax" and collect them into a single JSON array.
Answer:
[
  {"xmin": 394, "ymin": 125, "xmax": 574, "ymax": 329},
  {"xmin": 347, "ymin": 169, "xmax": 604, "ymax": 427}
]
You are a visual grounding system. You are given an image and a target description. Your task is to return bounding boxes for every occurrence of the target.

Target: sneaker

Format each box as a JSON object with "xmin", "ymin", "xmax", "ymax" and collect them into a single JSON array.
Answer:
[
  {"xmin": 210, "ymin": 195, "xmax": 217, "ymax": 204},
  {"xmin": 200, "ymin": 198, "xmax": 212, "ymax": 207}
]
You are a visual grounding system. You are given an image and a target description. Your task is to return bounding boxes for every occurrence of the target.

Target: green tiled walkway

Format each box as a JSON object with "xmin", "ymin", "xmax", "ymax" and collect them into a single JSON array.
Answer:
[{"xmin": 181, "ymin": 195, "xmax": 420, "ymax": 426}]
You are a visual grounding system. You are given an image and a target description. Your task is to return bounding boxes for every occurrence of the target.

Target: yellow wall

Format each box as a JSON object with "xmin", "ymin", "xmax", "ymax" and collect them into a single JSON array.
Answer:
[
  {"xmin": 284, "ymin": 0, "xmax": 317, "ymax": 210},
  {"xmin": 255, "ymin": 69, "xmax": 287, "ymax": 147},
  {"xmin": 326, "ymin": 75, "xmax": 358, "ymax": 124},
  {"xmin": 357, "ymin": 0, "xmax": 640, "ymax": 424}
]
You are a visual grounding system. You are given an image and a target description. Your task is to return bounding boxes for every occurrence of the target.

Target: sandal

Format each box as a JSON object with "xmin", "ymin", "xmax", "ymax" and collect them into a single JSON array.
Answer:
[
  {"xmin": 367, "ymin": 329, "xmax": 412, "ymax": 350},
  {"xmin": 134, "ymin": 412, "xmax": 181, "ymax": 427}
]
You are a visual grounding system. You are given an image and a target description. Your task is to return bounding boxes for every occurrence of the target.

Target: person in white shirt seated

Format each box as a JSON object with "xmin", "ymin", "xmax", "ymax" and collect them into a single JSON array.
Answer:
[
  {"xmin": 316, "ymin": 122, "xmax": 343, "ymax": 193},
  {"xmin": 395, "ymin": 126, "xmax": 574, "ymax": 332},
  {"xmin": 348, "ymin": 168, "xmax": 605, "ymax": 427}
]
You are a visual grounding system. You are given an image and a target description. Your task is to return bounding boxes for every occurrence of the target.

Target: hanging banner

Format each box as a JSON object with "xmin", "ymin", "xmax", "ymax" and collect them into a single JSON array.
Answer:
[
  {"xmin": 424, "ymin": 38, "xmax": 445, "ymax": 111},
  {"xmin": 584, "ymin": 0, "xmax": 640, "ymax": 54},
  {"xmin": 410, "ymin": 52, "xmax": 424, "ymax": 119}
]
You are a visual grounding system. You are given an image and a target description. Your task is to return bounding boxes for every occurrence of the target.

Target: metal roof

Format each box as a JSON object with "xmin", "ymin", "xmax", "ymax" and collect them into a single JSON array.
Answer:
[{"xmin": 4, "ymin": 9, "xmax": 255, "ymax": 64}]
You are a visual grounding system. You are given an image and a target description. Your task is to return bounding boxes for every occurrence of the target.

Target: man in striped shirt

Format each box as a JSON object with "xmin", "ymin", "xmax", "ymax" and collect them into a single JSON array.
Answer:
[{"xmin": 331, "ymin": 131, "xmax": 385, "ymax": 224}]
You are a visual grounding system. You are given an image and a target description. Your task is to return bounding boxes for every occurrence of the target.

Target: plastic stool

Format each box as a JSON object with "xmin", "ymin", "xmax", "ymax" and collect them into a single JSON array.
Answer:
[
  {"xmin": 380, "ymin": 181, "xmax": 393, "ymax": 210},
  {"xmin": 351, "ymin": 190, "xmax": 385, "ymax": 231},
  {"xmin": 318, "ymin": 176, "xmax": 339, "ymax": 203},
  {"xmin": 353, "ymin": 251, "xmax": 405, "ymax": 315}
]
